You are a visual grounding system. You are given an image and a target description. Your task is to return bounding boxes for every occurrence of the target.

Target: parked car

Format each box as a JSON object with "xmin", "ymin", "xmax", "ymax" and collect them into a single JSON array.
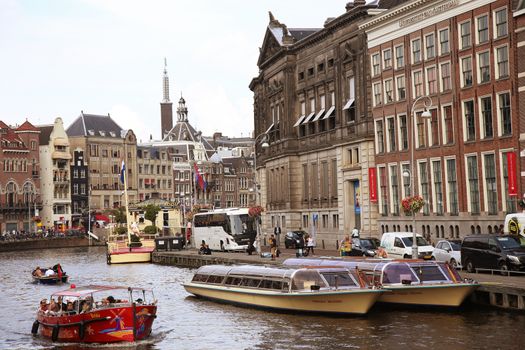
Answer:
[
  {"xmin": 432, "ymin": 239, "xmax": 462, "ymax": 268},
  {"xmin": 380, "ymin": 232, "xmax": 434, "ymax": 260},
  {"xmin": 351, "ymin": 237, "xmax": 381, "ymax": 257},
  {"xmin": 284, "ymin": 230, "xmax": 307, "ymax": 249},
  {"xmin": 461, "ymin": 235, "xmax": 525, "ymax": 274}
]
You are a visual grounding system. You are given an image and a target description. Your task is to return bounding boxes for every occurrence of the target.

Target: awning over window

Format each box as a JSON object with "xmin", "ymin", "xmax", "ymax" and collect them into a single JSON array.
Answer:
[
  {"xmin": 302, "ymin": 111, "xmax": 316, "ymax": 124},
  {"xmin": 293, "ymin": 115, "xmax": 306, "ymax": 127},
  {"xmin": 312, "ymin": 109, "xmax": 326, "ymax": 122},
  {"xmin": 265, "ymin": 123, "xmax": 275, "ymax": 134},
  {"xmin": 322, "ymin": 106, "xmax": 336, "ymax": 120},
  {"xmin": 342, "ymin": 98, "xmax": 355, "ymax": 110}
]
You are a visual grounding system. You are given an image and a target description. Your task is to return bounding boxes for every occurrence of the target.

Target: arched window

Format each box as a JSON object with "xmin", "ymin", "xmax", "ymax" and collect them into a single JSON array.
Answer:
[
  {"xmin": 23, "ymin": 182, "xmax": 34, "ymax": 203},
  {"xmin": 470, "ymin": 225, "xmax": 475, "ymax": 235},
  {"xmin": 476, "ymin": 225, "xmax": 481, "ymax": 234},
  {"xmin": 6, "ymin": 182, "xmax": 17, "ymax": 206}
]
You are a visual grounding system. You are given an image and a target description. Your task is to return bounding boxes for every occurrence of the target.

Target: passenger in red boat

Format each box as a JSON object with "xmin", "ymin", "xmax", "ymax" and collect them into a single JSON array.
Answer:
[
  {"xmin": 39, "ymin": 299, "xmax": 48, "ymax": 311},
  {"xmin": 46, "ymin": 299, "xmax": 60, "ymax": 315},
  {"xmin": 80, "ymin": 300, "xmax": 92, "ymax": 313},
  {"xmin": 64, "ymin": 301, "xmax": 76, "ymax": 315},
  {"xmin": 33, "ymin": 266, "xmax": 43, "ymax": 277}
]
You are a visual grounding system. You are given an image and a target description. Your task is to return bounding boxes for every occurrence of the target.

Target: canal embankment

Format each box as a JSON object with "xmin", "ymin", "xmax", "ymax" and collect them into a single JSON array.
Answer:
[
  {"xmin": 0, "ymin": 236, "xmax": 105, "ymax": 252},
  {"xmin": 153, "ymin": 248, "xmax": 525, "ymax": 311}
]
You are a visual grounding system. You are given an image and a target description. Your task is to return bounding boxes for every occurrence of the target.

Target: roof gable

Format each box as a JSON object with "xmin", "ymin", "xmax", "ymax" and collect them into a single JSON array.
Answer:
[{"xmin": 17, "ymin": 120, "xmax": 39, "ymax": 132}]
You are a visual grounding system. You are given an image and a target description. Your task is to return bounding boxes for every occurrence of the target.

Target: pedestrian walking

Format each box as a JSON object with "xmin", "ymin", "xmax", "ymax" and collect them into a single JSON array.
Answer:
[
  {"xmin": 274, "ymin": 226, "xmax": 281, "ymax": 246},
  {"xmin": 269, "ymin": 234, "xmax": 277, "ymax": 260},
  {"xmin": 306, "ymin": 235, "xmax": 315, "ymax": 255}
]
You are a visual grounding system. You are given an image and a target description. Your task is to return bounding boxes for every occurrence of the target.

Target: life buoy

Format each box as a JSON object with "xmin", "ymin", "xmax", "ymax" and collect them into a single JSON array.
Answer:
[
  {"xmin": 51, "ymin": 325, "xmax": 59, "ymax": 342},
  {"xmin": 31, "ymin": 320, "xmax": 39, "ymax": 335}
]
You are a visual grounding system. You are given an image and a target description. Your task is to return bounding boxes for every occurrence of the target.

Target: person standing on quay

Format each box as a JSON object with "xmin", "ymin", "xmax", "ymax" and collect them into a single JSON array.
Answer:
[
  {"xmin": 274, "ymin": 225, "xmax": 281, "ymax": 246},
  {"xmin": 269, "ymin": 234, "xmax": 277, "ymax": 260}
]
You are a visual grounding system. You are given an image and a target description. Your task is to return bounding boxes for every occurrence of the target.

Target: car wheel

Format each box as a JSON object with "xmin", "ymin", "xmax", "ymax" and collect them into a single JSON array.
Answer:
[
  {"xmin": 499, "ymin": 262, "xmax": 509, "ymax": 276},
  {"xmin": 450, "ymin": 258, "xmax": 457, "ymax": 268},
  {"xmin": 466, "ymin": 260, "xmax": 475, "ymax": 273},
  {"xmin": 403, "ymin": 254, "xmax": 411, "ymax": 259}
]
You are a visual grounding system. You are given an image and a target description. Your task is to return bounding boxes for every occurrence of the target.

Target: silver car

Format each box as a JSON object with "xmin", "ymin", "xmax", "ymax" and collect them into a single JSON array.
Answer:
[{"xmin": 432, "ymin": 240, "xmax": 462, "ymax": 269}]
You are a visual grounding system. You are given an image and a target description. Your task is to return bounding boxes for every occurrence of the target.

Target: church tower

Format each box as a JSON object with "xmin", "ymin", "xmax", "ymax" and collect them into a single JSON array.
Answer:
[{"xmin": 160, "ymin": 58, "xmax": 173, "ymax": 139}]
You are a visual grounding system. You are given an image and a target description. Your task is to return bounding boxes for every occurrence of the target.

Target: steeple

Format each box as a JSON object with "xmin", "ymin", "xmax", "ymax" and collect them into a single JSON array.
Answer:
[
  {"xmin": 177, "ymin": 94, "xmax": 188, "ymax": 122},
  {"xmin": 160, "ymin": 58, "xmax": 173, "ymax": 139},
  {"xmin": 162, "ymin": 57, "xmax": 170, "ymax": 103}
]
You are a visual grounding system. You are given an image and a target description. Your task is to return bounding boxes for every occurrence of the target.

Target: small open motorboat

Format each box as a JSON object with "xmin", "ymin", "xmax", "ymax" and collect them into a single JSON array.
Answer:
[
  {"xmin": 32, "ymin": 264, "xmax": 68, "ymax": 284},
  {"xmin": 32, "ymin": 285, "xmax": 157, "ymax": 343},
  {"xmin": 183, "ymin": 264, "xmax": 384, "ymax": 315},
  {"xmin": 284, "ymin": 258, "xmax": 479, "ymax": 307}
]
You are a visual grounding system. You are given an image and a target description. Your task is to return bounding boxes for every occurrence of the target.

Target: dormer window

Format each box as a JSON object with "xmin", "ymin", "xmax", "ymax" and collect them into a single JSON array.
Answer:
[
  {"xmin": 88, "ymin": 129, "xmax": 95, "ymax": 136},
  {"xmin": 109, "ymin": 131, "xmax": 116, "ymax": 137},
  {"xmin": 99, "ymin": 131, "xmax": 106, "ymax": 136}
]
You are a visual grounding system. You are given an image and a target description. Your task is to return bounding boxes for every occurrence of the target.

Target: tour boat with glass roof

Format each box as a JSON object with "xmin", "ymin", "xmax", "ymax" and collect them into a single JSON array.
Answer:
[
  {"xmin": 183, "ymin": 264, "xmax": 384, "ymax": 315},
  {"xmin": 283, "ymin": 258, "xmax": 479, "ymax": 307},
  {"xmin": 33, "ymin": 285, "xmax": 157, "ymax": 343}
]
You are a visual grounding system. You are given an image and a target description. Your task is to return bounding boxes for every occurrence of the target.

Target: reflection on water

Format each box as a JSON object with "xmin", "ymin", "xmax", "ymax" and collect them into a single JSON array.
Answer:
[{"xmin": 1, "ymin": 246, "xmax": 524, "ymax": 349}]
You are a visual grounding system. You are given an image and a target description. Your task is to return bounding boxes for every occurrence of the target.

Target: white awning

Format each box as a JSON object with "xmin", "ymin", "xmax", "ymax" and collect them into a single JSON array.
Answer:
[
  {"xmin": 302, "ymin": 111, "xmax": 316, "ymax": 124},
  {"xmin": 293, "ymin": 115, "xmax": 306, "ymax": 127},
  {"xmin": 312, "ymin": 109, "xmax": 326, "ymax": 122},
  {"xmin": 342, "ymin": 98, "xmax": 355, "ymax": 110},
  {"xmin": 322, "ymin": 106, "xmax": 336, "ymax": 120},
  {"xmin": 265, "ymin": 123, "xmax": 275, "ymax": 134}
]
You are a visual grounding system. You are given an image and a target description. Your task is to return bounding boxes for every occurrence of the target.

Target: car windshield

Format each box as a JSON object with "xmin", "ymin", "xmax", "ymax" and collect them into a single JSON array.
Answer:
[
  {"xmin": 360, "ymin": 239, "xmax": 378, "ymax": 249},
  {"xmin": 497, "ymin": 237, "xmax": 521, "ymax": 250},
  {"xmin": 450, "ymin": 242, "xmax": 461, "ymax": 251},
  {"xmin": 401, "ymin": 236, "xmax": 429, "ymax": 247}
]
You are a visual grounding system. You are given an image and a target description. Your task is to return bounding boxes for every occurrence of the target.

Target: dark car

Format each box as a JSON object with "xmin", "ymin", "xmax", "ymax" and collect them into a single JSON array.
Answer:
[
  {"xmin": 461, "ymin": 234, "xmax": 525, "ymax": 274},
  {"xmin": 284, "ymin": 230, "xmax": 307, "ymax": 249},
  {"xmin": 351, "ymin": 237, "xmax": 381, "ymax": 257}
]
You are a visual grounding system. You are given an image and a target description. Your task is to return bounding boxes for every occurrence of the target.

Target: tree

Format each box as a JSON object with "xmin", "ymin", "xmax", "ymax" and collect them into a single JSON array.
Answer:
[
  {"xmin": 111, "ymin": 207, "xmax": 127, "ymax": 224},
  {"xmin": 144, "ymin": 204, "xmax": 161, "ymax": 227}
]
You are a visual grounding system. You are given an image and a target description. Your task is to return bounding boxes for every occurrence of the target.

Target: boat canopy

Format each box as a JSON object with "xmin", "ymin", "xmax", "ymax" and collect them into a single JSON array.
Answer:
[
  {"xmin": 195, "ymin": 265, "xmax": 295, "ymax": 279},
  {"xmin": 52, "ymin": 285, "xmax": 152, "ymax": 298}
]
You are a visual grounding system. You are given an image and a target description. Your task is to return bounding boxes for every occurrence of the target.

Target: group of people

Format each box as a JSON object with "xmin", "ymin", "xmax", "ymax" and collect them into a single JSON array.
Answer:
[
  {"xmin": 33, "ymin": 264, "xmax": 64, "ymax": 278},
  {"xmin": 198, "ymin": 240, "xmax": 212, "ymax": 255},
  {"xmin": 339, "ymin": 228, "xmax": 388, "ymax": 258},
  {"xmin": 39, "ymin": 295, "xmax": 122, "ymax": 316}
]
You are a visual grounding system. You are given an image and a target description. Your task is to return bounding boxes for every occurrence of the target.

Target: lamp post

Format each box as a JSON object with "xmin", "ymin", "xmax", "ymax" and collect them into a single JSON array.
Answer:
[
  {"xmin": 407, "ymin": 95, "xmax": 432, "ymax": 260},
  {"xmin": 253, "ymin": 132, "xmax": 269, "ymax": 254}
]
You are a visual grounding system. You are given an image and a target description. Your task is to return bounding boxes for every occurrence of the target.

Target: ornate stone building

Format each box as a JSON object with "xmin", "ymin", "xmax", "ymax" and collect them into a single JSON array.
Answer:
[{"xmin": 250, "ymin": 2, "xmax": 390, "ymax": 248}]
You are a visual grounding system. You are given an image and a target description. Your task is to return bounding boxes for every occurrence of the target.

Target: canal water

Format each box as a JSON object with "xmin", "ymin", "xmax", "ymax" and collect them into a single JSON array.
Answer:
[{"xmin": 1, "ymin": 246, "xmax": 524, "ymax": 350}]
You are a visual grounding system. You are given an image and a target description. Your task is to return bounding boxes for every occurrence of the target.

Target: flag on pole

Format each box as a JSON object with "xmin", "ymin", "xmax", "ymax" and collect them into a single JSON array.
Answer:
[
  {"xmin": 193, "ymin": 162, "xmax": 207, "ymax": 190},
  {"xmin": 120, "ymin": 160, "xmax": 126, "ymax": 184}
]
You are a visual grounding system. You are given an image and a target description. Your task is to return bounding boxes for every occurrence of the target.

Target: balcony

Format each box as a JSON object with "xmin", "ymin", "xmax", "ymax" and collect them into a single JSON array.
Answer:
[{"xmin": 52, "ymin": 151, "xmax": 72, "ymax": 160}]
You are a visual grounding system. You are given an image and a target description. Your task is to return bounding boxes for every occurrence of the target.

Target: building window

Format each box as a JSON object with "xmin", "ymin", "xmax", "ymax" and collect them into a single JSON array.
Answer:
[
  {"xmin": 390, "ymin": 165, "xmax": 399, "ymax": 216},
  {"xmin": 430, "ymin": 109, "xmax": 439, "ymax": 147},
  {"xmin": 425, "ymin": 33, "xmax": 435, "ymax": 59},
  {"xmin": 413, "ymin": 70, "xmax": 423, "ymax": 98},
  {"xmin": 496, "ymin": 46, "xmax": 509, "ymax": 78},
  {"xmin": 416, "ymin": 111, "xmax": 426, "ymax": 148},
  {"xmin": 331, "ymin": 159, "xmax": 338, "ymax": 198},
  {"xmin": 484, "ymin": 154, "xmax": 497, "ymax": 215},
  {"xmin": 372, "ymin": 53, "xmax": 380, "ymax": 76},
  {"xmin": 439, "ymin": 28, "xmax": 449, "ymax": 55},
  {"xmin": 412, "ymin": 38, "xmax": 421, "ymax": 63},
  {"xmin": 464, "ymin": 100, "xmax": 475, "ymax": 141},
  {"xmin": 302, "ymin": 164, "xmax": 309, "ymax": 200},
  {"xmin": 432, "ymin": 160, "xmax": 443, "ymax": 215},
  {"xmin": 73, "ymin": 169, "xmax": 78, "ymax": 178},
  {"xmin": 379, "ymin": 167, "xmax": 389, "ymax": 216},
  {"xmin": 466, "ymin": 155, "xmax": 480, "ymax": 214},
  {"xmin": 396, "ymin": 75, "xmax": 406, "ymax": 100},
  {"xmin": 477, "ymin": 15, "xmax": 489, "ymax": 43},
  {"xmin": 318, "ymin": 62, "xmax": 325, "ymax": 72},
  {"xmin": 383, "ymin": 48, "xmax": 392, "ymax": 69},
  {"xmin": 442, "ymin": 105, "xmax": 454, "ymax": 145},
  {"xmin": 373, "ymin": 82, "xmax": 382, "ymax": 106},
  {"xmin": 399, "ymin": 115, "xmax": 408, "ymax": 150},
  {"xmin": 332, "ymin": 214, "xmax": 339, "ymax": 228},
  {"xmin": 419, "ymin": 162, "xmax": 430, "ymax": 215},
  {"xmin": 298, "ymin": 72, "xmax": 304, "ymax": 80},
  {"xmin": 384, "ymin": 79, "xmax": 393, "ymax": 104},
  {"xmin": 446, "ymin": 159, "xmax": 459, "ymax": 215},
  {"xmin": 478, "ymin": 51, "xmax": 490, "ymax": 83},
  {"xmin": 461, "ymin": 56, "xmax": 472, "ymax": 87},
  {"xmin": 387, "ymin": 117, "xmax": 396, "ymax": 152},
  {"xmin": 402, "ymin": 163, "xmax": 411, "ymax": 197},
  {"xmin": 426, "ymin": 67, "xmax": 437, "ymax": 95},
  {"xmin": 460, "ymin": 21, "xmax": 471, "ymax": 49},
  {"xmin": 376, "ymin": 120, "xmax": 384, "ymax": 154},
  {"xmin": 73, "ymin": 184, "xmax": 78, "ymax": 195},
  {"xmin": 502, "ymin": 152, "xmax": 517, "ymax": 213},
  {"xmin": 495, "ymin": 8, "xmax": 508, "ymax": 38},
  {"xmin": 395, "ymin": 45, "xmax": 404, "ymax": 68},
  {"xmin": 498, "ymin": 92, "xmax": 511, "ymax": 136},
  {"xmin": 480, "ymin": 96, "xmax": 493, "ymax": 139},
  {"xmin": 308, "ymin": 67, "xmax": 314, "ymax": 76},
  {"xmin": 440, "ymin": 62, "xmax": 451, "ymax": 91}
]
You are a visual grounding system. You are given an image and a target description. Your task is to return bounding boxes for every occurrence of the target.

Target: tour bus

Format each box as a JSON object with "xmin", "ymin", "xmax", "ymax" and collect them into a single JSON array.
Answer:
[{"xmin": 192, "ymin": 208, "xmax": 257, "ymax": 251}]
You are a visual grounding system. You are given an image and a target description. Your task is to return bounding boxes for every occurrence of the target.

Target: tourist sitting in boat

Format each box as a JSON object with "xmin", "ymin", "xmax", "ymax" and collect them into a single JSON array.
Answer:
[
  {"xmin": 39, "ymin": 299, "xmax": 48, "ymax": 311},
  {"xmin": 46, "ymin": 299, "xmax": 60, "ymax": 315},
  {"xmin": 45, "ymin": 268, "xmax": 56, "ymax": 277},
  {"xmin": 64, "ymin": 301, "xmax": 76, "ymax": 315},
  {"xmin": 199, "ymin": 240, "xmax": 211, "ymax": 255},
  {"xmin": 33, "ymin": 266, "xmax": 43, "ymax": 277},
  {"xmin": 340, "ymin": 235, "xmax": 352, "ymax": 256},
  {"xmin": 80, "ymin": 299, "xmax": 92, "ymax": 313}
]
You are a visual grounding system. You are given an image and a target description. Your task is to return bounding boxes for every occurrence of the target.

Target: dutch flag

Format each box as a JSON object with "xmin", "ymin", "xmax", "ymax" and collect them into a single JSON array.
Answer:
[{"xmin": 120, "ymin": 160, "xmax": 126, "ymax": 184}]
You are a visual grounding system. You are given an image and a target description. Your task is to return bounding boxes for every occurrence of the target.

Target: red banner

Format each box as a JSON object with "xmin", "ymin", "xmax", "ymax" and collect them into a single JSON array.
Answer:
[
  {"xmin": 369, "ymin": 167, "xmax": 378, "ymax": 202},
  {"xmin": 507, "ymin": 152, "xmax": 517, "ymax": 196}
]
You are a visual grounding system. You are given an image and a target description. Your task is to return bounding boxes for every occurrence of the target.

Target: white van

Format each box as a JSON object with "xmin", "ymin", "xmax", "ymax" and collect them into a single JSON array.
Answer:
[
  {"xmin": 380, "ymin": 232, "xmax": 434, "ymax": 260},
  {"xmin": 503, "ymin": 213, "xmax": 525, "ymax": 235}
]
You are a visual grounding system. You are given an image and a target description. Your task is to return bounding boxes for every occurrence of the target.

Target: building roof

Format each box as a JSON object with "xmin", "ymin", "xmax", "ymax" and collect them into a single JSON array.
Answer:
[
  {"xmin": 66, "ymin": 112, "xmax": 124, "ymax": 138},
  {"xmin": 38, "ymin": 125, "xmax": 54, "ymax": 146},
  {"xmin": 288, "ymin": 28, "xmax": 321, "ymax": 42},
  {"xmin": 0, "ymin": 120, "xmax": 9, "ymax": 130},
  {"xmin": 16, "ymin": 120, "xmax": 39, "ymax": 132}
]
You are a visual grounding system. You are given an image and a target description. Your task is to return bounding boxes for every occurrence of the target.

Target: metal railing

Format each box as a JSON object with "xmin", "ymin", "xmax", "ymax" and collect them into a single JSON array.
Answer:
[{"xmin": 472, "ymin": 267, "xmax": 525, "ymax": 276}]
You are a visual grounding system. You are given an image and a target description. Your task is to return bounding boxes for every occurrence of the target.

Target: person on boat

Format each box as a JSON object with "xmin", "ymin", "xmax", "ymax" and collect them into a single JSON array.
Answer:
[
  {"xmin": 107, "ymin": 295, "xmax": 116, "ymax": 304},
  {"xmin": 33, "ymin": 266, "xmax": 43, "ymax": 277},
  {"xmin": 45, "ymin": 268, "xmax": 56, "ymax": 277},
  {"xmin": 46, "ymin": 299, "xmax": 60, "ymax": 315},
  {"xmin": 64, "ymin": 301, "xmax": 76, "ymax": 315},
  {"xmin": 57, "ymin": 296, "xmax": 67, "ymax": 311},
  {"xmin": 39, "ymin": 299, "xmax": 48, "ymax": 312},
  {"xmin": 340, "ymin": 235, "xmax": 352, "ymax": 256},
  {"xmin": 80, "ymin": 298, "xmax": 93, "ymax": 313},
  {"xmin": 269, "ymin": 234, "xmax": 277, "ymax": 260},
  {"xmin": 377, "ymin": 246, "xmax": 388, "ymax": 258}
]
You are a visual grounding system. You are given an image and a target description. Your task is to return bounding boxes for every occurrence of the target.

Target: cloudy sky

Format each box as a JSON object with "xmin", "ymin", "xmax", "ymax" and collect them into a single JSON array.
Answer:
[{"xmin": 0, "ymin": 0, "xmax": 347, "ymax": 142}]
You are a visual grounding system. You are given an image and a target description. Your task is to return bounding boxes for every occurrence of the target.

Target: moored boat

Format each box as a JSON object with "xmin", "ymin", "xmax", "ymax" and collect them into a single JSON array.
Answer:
[
  {"xmin": 284, "ymin": 258, "xmax": 479, "ymax": 307},
  {"xmin": 183, "ymin": 264, "xmax": 384, "ymax": 315},
  {"xmin": 106, "ymin": 233, "xmax": 155, "ymax": 264},
  {"xmin": 32, "ymin": 285, "xmax": 157, "ymax": 343},
  {"xmin": 32, "ymin": 264, "xmax": 68, "ymax": 284}
]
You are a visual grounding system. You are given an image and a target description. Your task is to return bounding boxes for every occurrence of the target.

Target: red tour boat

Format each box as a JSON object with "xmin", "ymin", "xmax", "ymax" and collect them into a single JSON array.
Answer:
[{"xmin": 32, "ymin": 285, "xmax": 157, "ymax": 343}]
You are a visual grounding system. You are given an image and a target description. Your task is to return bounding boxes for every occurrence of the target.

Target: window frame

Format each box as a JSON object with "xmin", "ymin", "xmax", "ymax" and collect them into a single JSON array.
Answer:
[
  {"xmin": 411, "ymin": 38, "xmax": 421, "ymax": 64},
  {"xmin": 438, "ymin": 27, "xmax": 450, "ymax": 56}
]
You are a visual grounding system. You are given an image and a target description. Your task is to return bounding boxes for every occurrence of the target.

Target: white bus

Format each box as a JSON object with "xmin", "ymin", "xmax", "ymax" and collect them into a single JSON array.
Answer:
[{"xmin": 193, "ymin": 208, "xmax": 257, "ymax": 251}]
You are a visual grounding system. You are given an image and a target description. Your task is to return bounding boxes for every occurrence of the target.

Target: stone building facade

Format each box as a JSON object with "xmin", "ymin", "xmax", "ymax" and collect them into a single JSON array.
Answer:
[
  {"xmin": 361, "ymin": 0, "xmax": 523, "ymax": 241},
  {"xmin": 250, "ymin": 2, "xmax": 390, "ymax": 248}
]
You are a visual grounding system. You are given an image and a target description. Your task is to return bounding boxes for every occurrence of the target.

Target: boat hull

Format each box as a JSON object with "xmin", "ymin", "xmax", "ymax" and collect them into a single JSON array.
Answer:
[
  {"xmin": 107, "ymin": 239, "xmax": 154, "ymax": 264},
  {"xmin": 35, "ymin": 305, "xmax": 156, "ymax": 343},
  {"xmin": 33, "ymin": 275, "xmax": 69, "ymax": 285},
  {"xmin": 379, "ymin": 283, "xmax": 479, "ymax": 307},
  {"xmin": 183, "ymin": 283, "xmax": 382, "ymax": 315}
]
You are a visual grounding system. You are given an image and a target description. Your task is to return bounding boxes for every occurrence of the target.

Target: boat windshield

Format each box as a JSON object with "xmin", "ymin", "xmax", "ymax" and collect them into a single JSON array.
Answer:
[
  {"xmin": 410, "ymin": 265, "xmax": 448, "ymax": 282},
  {"xmin": 320, "ymin": 272, "xmax": 358, "ymax": 288},
  {"xmin": 291, "ymin": 270, "xmax": 328, "ymax": 291},
  {"xmin": 401, "ymin": 236, "xmax": 429, "ymax": 246},
  {"xmin": 382, "ymin": 263, "xmax": 418, "ymax": 284}
]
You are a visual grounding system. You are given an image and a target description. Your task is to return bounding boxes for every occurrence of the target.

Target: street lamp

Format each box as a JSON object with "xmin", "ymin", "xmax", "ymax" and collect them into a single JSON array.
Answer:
[
  {"xmin": 407, "ymin": 95, "xmax": 432, "ymax": 260},
  {"xmin": 253, "ymin": 132, "xmax": 269, "ymax": 254}
]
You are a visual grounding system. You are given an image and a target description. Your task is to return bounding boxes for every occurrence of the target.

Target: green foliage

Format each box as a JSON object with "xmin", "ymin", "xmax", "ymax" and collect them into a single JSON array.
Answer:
[
  {"xmin": 144, "ymin": 225, "xmax": 157, "ymax": 235},
  {"xmin": 144, "ymin": 205, "xmax": 161, "ymax": 225},
  {"xmin": 111, "ymin": 207, "xmax": 127, "ymax": 224},
  {"xmin": 114, "ymin": 226, "xmax": 127, "ymax": 235}
]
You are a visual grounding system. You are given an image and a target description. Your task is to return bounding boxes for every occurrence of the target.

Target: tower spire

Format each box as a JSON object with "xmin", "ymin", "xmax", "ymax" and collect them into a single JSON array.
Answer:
[
  {"xmin": 162, "ymin": 57, "xmax": 170, "ymax": 103},
  {"xmin": 177, "ymin": 93, "xmax": 188, "ymax": 122}
]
